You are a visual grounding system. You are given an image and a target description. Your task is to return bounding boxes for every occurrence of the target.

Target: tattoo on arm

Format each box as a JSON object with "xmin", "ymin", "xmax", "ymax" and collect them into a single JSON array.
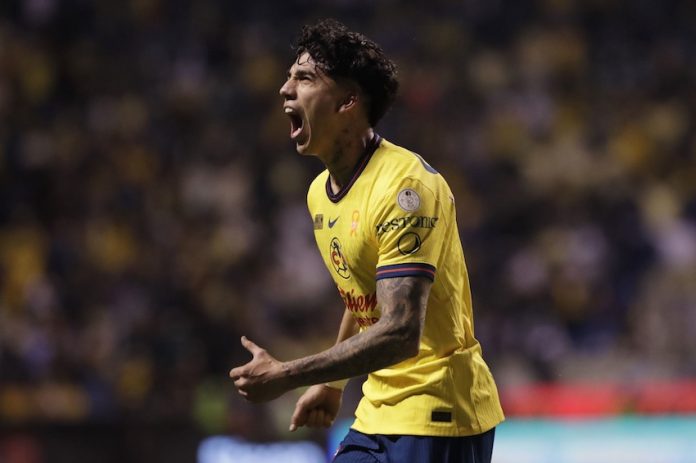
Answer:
[{"xmin": 283, "ymin": 276, "xmax": 432, "ymax": 389}]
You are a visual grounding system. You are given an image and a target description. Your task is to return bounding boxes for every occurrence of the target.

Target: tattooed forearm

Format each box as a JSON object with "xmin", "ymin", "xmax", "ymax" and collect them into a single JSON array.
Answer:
[{"xmin": 282, "ymin": 276, "xmax": 432, "ymax": 389}]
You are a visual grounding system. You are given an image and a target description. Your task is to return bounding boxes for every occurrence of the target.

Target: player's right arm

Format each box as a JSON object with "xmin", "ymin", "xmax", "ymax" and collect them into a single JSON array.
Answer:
[{"xmin": 289, "ymin": 308, "xmax": 358, "ymax": 431}]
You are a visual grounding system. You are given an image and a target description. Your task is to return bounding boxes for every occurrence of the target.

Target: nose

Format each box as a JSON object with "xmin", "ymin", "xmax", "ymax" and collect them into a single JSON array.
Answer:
[{"xmin": 279, "ymin": 78, "xmax": 295, "ymax": 99}]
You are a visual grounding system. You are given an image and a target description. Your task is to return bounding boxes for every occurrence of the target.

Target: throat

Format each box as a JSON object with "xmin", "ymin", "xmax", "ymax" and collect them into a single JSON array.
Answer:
[
  {"xmin": 327, "ymin": 150, "xmax": 359, "ymax": 194},
  {"xmin": 325, "ymin": 134, "xmax": 370, "ymax": 192},
  {"xmin": 322, "ymin": 129, "xmax": 377, "ymax": 200},
  {"xmin": 328, "ymin": 174, "xmax": 345, "ymax": 195}
]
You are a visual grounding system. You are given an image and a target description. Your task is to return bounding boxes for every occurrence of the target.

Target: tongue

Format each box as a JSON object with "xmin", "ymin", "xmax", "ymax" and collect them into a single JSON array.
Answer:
[{"xmin": 290, "ymin": 115, "xmax": 303, "ymax": 139}]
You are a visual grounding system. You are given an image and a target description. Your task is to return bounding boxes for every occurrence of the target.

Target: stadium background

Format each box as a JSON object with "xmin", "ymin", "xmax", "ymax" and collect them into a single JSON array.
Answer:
[{"xmin": 1, "ymin": 0, "xmax": 695, "ymax": 461}]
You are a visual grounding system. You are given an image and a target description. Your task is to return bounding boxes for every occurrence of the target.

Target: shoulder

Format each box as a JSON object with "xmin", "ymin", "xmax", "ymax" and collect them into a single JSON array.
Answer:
[{"xmin": 371, "ymin": 138, "xmax": 448, "ymax": 198}]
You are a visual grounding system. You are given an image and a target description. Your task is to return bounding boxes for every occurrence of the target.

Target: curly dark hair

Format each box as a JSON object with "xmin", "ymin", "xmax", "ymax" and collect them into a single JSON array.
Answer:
[{"xmin": 294, "ymin": 18, "xmax": 399, "ymax": 127}]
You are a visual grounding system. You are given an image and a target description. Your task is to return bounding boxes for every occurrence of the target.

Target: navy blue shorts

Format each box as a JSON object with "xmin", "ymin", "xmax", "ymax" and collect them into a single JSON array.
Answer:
[{"xmin": 332, "ymin": 428, "xmax": 496, "ymax": 463}]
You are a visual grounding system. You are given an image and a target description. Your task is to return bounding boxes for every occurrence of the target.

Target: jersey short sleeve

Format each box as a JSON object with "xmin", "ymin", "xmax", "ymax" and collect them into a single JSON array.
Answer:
[{"xmin": 372, "ymin": 177, "xmax": 445, "ymax": 282}]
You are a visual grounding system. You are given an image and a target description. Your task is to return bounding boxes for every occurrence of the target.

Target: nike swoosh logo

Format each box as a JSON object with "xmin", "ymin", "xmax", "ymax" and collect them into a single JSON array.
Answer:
[{"xmin": 328, "ymin": 216, "xmax": 339, "ymax": 228}]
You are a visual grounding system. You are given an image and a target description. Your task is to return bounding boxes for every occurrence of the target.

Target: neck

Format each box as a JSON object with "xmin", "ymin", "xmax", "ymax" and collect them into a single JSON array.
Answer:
[{"xmin": 323, "ymin": 127, "xmax": 375, "ymax": 194}]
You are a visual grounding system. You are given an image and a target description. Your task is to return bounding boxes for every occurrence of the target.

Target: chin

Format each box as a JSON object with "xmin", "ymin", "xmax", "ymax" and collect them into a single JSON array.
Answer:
[{"xmin": 294, "ymin": 139, "xmax": 314, "ymax": 156}]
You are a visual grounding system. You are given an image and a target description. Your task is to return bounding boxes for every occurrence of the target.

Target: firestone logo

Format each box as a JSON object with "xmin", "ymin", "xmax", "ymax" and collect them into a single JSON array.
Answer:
[
  {"xmin": 376, "ymin": 216, "xmax": 438, "ymax": 236},
  {"xmin": 329, "ymin": 237, "xmax": 350, "ymax": 279}
]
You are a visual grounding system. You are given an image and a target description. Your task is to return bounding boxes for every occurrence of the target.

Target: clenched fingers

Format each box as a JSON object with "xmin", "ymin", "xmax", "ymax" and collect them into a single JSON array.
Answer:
[{"xmin": 307, "ymin": 409, "xmax": 332, "ymax": 428}]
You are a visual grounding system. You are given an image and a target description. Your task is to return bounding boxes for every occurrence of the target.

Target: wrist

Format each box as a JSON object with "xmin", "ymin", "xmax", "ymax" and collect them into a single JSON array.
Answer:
[{"xmin": 278, "ymin": 362, "xmax": 297, "ymax": 389}]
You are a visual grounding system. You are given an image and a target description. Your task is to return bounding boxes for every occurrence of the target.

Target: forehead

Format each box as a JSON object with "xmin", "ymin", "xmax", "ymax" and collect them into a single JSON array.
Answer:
[{"xmin": 288, "ymin": 52, "xmax": 322, "ymax": 74}]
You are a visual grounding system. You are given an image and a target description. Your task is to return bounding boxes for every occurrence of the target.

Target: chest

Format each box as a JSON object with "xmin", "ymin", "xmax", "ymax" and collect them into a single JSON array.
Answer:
[{"xmin": 312, "ymin": 197, "xmax": 377, "ymax": 285}]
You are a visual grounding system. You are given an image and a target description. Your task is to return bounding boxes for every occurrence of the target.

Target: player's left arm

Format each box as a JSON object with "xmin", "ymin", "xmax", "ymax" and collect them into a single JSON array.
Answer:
[{"xmin": 230, "ymin": 275, "xmax": 431, "ymax": 402}]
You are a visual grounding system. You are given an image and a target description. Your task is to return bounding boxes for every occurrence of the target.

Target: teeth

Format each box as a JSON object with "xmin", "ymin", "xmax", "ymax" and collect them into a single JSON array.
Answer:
[{"xmin": 285, "ymin": 108, "xmax": 292, "ymax": 114}]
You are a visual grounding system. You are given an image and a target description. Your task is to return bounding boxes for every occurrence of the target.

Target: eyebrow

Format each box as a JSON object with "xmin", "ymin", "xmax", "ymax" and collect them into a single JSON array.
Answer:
[{"xmin": 287, "ymin": 68, "xmax": 316, "ymax": 79}]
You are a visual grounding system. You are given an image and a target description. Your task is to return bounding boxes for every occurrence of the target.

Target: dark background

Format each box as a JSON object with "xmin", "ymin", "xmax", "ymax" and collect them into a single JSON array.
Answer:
[{"xmin": 1, "ymin": 0, "xmax": 695, "ymax": 461}]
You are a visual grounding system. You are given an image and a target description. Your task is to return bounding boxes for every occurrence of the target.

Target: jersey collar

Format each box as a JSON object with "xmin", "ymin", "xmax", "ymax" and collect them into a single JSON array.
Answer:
[{"xmin": 325, "ymin": 133, "xmax": 382, "ymax": 203}]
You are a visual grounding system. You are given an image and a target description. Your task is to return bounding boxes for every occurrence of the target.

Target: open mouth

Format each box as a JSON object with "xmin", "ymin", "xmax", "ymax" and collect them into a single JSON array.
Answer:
[{"xmin": 285, "ymin": 107, "xmax": 305, "ymax": 141}]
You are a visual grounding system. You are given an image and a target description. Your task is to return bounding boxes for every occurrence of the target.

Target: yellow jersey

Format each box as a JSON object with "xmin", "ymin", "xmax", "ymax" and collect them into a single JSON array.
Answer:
[{"xmin": 307, "ymin": 135, "xmax": 504, "ymax": 436}]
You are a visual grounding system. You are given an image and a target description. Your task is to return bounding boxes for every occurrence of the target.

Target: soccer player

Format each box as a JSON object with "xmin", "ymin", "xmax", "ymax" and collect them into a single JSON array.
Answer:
[{"xmin": 230, "ymin": 19, "xmax": 504, "ymax": 462}]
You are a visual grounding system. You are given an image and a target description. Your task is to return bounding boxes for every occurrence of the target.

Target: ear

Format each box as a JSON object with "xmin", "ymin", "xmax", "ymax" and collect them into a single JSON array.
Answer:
[{"xmin": 337, "ymin": 92, "xmax": 358, "ymax": 113}]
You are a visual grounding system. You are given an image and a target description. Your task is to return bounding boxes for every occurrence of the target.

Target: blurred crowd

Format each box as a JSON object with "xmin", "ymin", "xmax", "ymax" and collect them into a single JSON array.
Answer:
[{"xmin": 1, "ymin": 0, "xmax": 695, "ymax": 442}]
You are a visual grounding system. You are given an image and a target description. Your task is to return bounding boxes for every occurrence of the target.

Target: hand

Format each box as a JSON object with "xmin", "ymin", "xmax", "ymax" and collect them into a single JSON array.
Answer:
[
  {"xmin": 229, "ymin": 336, "xmax": 289, "ymax": 402},
  {"xmin": 289, "ymin": 384, "xmax": 342, "ymax": 432}
]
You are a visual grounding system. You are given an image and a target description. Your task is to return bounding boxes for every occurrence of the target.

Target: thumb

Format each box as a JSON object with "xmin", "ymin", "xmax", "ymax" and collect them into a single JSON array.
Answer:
[
  {"xmin": 240, "ymin": 336, "xmax": 263, "ymax": 357},
  {"xmin": 289, "ymin": 399, "xmax": 309, "ymax": 432}
]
